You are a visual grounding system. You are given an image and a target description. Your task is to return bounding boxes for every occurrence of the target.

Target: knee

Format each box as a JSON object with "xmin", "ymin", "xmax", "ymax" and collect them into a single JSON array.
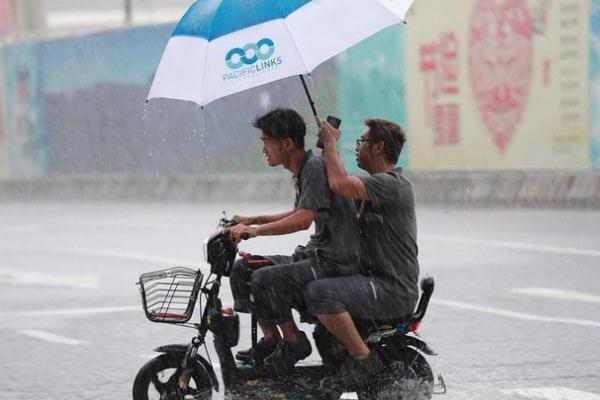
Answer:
[
  {"xmin": 304, "ymin": 280, "xmax": 326, "ymax": 303},
  {"xmin": 250, "ymin": 267, "xmax": 273, "ymax": 293}
]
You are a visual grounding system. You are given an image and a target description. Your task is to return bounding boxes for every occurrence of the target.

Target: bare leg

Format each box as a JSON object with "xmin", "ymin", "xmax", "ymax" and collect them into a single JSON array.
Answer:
[
  {"xmin": 279, "ymin": 320, "xmax": 302, "ymax": 341},
  {"xmin": 261, "ymin": 325, "xmax": 281, "ymax": 342},
  {"xmin": 317, "ymin": 312, "xmax": 370, "ymax": 358}
]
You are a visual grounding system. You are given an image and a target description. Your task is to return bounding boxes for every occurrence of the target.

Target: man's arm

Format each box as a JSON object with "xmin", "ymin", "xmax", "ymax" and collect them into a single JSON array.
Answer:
[
  {"xmin": 227, "ymin": 208, "xmax": 315, "ymax": 241},
  {"xmin": 318, "ymin": 121, "xmax": 370, "ymax": 201},
  {"xmin": 256, "ymin": 208, "xmax": 315, "ymax": 235},
  {"xmin": 234, "ymin": 210, "xmax": 295, "ymax": 225}
]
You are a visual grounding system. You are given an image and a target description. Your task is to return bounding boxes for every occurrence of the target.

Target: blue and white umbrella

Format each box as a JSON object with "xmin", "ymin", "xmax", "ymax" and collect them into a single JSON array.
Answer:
[{"xmin": 148, "ymin": 0, "xmax": 414, "ymax": 110}]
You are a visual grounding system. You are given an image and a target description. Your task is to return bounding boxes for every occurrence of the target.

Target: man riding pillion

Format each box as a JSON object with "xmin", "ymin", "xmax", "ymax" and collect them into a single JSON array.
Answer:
[
  {"xmin": 225, "ymin": 108, "xmax": 362, "ymax": 374},
  {"xmin": 306, "ymin": 118, "xmax": 420, "ymax": 396}
]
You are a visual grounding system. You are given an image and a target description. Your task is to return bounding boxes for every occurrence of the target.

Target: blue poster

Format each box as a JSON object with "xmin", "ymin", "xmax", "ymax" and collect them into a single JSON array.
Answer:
[
  {"xmin": 1, "ymin": 42, "xmax": 46, "ymax": 178},
  {"xmin": 336, "ymin": 26, "xmax": 407, "ymax": 171},
  {"xmin": 591, "ymin": 0, "xmax": 600, "ymax": 169}
]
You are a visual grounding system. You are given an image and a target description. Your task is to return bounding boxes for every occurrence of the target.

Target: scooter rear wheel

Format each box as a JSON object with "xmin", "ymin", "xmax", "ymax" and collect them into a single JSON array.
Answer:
[
  {"xmin": 132, "ymin": 354, "xmax": 213, "ymax": 400},
  {"xmin": 357, "ymin": 347, "xmax": 433, "ymax": 400}
]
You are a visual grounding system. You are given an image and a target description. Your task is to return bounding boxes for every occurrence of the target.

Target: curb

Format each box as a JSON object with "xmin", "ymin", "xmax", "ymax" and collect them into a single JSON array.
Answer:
[{"xmin": 1, "ymin": 172, "xmax": 600, "ymax": 209}]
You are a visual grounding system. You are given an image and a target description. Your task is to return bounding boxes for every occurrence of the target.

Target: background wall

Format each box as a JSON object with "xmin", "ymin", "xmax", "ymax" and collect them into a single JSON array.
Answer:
[{"xmin": 0, "ymin": 0, "xmax": 598, "ymax": 186}]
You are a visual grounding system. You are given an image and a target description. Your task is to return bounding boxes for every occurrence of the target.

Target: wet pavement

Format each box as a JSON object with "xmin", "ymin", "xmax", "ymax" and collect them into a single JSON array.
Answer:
[{"xmin": 1, "ymin": 202, "xmax": 599, "ymax": 400}]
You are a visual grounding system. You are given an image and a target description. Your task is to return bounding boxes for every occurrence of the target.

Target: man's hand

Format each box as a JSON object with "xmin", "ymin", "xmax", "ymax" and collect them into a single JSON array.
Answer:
[
  {"xmin": 317, "ymin": 119, "xmax": 341, "ymax": 147},
  {"xmin": 233, "ymin": 215, "xmax": 254, "ymax": 225},
  {"xmin": 225, "ymin": 224, "xmax": 258, "ymax": 243}
]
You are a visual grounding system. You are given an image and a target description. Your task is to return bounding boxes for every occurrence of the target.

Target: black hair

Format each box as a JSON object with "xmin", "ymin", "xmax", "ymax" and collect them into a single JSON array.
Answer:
[
  {"xmin": 365, "ymin": 118, "xmax": 406, "ymax": 164},
  {"xmin": 253, "ymin": 108, "xmax": 306, "ymax": 149}
]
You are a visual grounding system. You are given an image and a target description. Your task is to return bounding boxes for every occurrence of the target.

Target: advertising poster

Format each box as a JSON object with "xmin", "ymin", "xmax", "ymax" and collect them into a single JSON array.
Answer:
[
  {"xmin": 405, "ymin": 0, "xmax": 590, "ymax": 170},
  {"xmin": 1, "ymin": 42, "xmax": 46, "ymax": 178},
  {"xmin": 336, "ymin": 26, "xmax": 408, "ymax": 171},
  {"xmin": 591, "ymin": 0, "xmax": 600, "ymax": 169}
]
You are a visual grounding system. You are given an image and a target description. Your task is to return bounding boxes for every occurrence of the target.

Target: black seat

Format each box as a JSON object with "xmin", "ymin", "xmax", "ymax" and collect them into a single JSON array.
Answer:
[{"xmin": 357, "ymin": 276, "xmax": 435, "ymax": 332}]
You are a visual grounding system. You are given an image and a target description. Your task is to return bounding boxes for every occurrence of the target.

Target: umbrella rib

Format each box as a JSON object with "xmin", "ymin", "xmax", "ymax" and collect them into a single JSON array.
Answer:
[
  {"xmin": 281, "ymin": 16, "xmax": 310, "ymax": 74},
  {"xmin": 200, "ymin": 0, "xmax": 226, "ymax": 107}
]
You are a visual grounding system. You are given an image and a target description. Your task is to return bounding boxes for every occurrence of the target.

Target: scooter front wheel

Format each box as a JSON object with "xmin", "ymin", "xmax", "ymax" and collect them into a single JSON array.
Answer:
[{"xmin": 132, "ymin": 354, "xmax": 213, "ymax": 400}]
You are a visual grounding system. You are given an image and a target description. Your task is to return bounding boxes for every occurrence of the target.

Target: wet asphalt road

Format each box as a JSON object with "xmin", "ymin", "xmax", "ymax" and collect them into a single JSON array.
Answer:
[{"xmin": 0, "ymin": 202, "xmax": 599, "ymax": 400}]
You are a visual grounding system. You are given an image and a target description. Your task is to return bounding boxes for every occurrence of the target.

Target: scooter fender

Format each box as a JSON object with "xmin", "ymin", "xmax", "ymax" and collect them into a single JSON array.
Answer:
[
  {"xmin": 154, "ymin": 344, "xmax": 220, "ymax": 392},
  {"xmin": 403, "ymin": 335, "xmax": 437, "ymax": 356}
]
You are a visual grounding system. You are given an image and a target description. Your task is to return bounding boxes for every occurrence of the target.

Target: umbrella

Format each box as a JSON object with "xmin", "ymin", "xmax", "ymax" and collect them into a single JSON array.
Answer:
[{"xmin": 147, "ymin": 0, "xmax": 414, "ymax": 123}]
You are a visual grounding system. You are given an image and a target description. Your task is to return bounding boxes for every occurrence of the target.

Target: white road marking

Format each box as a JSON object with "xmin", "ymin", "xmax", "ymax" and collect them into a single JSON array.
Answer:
[
  {"xmin": 56, "ymin": 247, "xmax": 198, "ymax": 266},
  {"xmin": 512, "ymin": 288, "xmax": 600, "ymax": 304},
  {"xmin": 422, "ymin": 234, "xmax": 600, "ymax": 258},
  {"xmin": 18, "ymin": 330, "xmax": 87, "ymax": 346},
  {"xmin": 2, "ymin": 305, "xmax": 139, "ymax": 318},
  {"xmin": 7, "ymin": 246, "xmax": 198, "ymax": 267},
  {"xmin": 432, "ymin": 299, "xmax": 600, "ymax": 328},
  {"xmin": 61, "ymin": 220, "xmax": 200, "ymax": 231},
  {"xmin": 501, "ymin": 387, "xmax": 600, "ymax": 400},
  {"xmin": 0, "ymin": 226, "xmax": 42, "ymax": 234},
  {"xmin": 0, "ymin": 268, "xmax": 98, "ymax": 289}
]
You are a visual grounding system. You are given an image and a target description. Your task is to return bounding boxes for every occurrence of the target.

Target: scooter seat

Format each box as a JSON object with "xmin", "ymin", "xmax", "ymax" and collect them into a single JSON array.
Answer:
[{"xmin": 239, "ymin": 252, "xmax": 274, "ymax": 269}]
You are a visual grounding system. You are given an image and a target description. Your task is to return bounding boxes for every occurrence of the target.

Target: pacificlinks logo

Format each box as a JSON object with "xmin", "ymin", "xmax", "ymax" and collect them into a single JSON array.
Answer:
[{"xmin": 223, "ymin": 38, "xmax": 283, "ymax": 81}]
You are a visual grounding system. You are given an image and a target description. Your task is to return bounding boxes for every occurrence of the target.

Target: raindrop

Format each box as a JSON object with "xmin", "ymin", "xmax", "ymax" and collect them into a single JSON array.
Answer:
[
  {"xmin": 142, "ymin": 102, "xmax": 149, "ymax": 122},
  {"xmin": 259, "ymin": 91, "xmax": 272, "ymax": 110}
]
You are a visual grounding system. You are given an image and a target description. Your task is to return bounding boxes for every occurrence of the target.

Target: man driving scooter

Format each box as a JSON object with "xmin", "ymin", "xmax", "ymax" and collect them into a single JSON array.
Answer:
[
  {"xmin": 225, "ymin": 108, "xmax": 362, "ymax": 375},
  {"xmin": 306, "ymin": 118, "xmax": 419, "ymax": 396}
]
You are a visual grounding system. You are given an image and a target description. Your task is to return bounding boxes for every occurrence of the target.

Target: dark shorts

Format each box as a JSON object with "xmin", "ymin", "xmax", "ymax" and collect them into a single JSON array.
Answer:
[
  {"xmin": 304, "ymin": 275, "xmax": 416, "ymax": 320},
  {"xmin": 229, "ymin": 254, "xmax": 293, "ymax": 313},
  {"xmin": 251, "ymin": 257, "xmax": 328, "ymax": 326}
]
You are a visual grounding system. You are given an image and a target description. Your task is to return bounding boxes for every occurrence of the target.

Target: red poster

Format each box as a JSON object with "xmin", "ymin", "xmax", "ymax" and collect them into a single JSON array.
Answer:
[
  {"xmin": 420, "ymin": 31, "xmax": 462, "ymax": 146},
  {"xmin": 0, "ymin": 0, "xmax": 12, "ymax": 34}
]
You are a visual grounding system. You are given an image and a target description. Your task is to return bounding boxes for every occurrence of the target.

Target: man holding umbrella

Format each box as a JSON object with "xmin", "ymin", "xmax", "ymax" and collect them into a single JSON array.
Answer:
[
  {"xmin": 226, "ymin": 107, "xmax": 362, "ymax": 375},
  {"xmin": 306, "ymin": 118, "xmax": 420, "ymax": 394}
]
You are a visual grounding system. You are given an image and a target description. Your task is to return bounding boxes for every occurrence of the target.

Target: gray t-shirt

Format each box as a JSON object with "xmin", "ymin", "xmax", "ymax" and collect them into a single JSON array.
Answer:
[
  {"xmin": 358, "ymin": 167, "xmax": 419, "ymax": 304},
  {"xmin": 293, "ymin": 151, "xmax": 361, "ymax": 276}
]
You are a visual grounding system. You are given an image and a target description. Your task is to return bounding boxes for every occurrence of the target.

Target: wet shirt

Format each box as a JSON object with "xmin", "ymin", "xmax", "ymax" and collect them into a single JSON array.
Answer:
[
  {"xmin": 293, "ymin": 151, "xmax": 361, "ymax": 276},
  {"xmin": 357, "ymin": 167, "xmax": 419, "ymax": 305}
]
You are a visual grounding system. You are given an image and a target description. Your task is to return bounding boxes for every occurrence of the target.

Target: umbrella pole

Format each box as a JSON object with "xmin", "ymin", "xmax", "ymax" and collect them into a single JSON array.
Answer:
[{"xmin": 299, "ymin": 75, "xmax": 320, "ymax": 127}]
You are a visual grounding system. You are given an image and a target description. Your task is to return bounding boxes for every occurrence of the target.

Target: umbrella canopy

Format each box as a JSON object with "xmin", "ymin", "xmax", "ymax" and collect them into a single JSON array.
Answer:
[{"xmin": 148, "ymin": 0, "xmax": 414, "ymax": 107}]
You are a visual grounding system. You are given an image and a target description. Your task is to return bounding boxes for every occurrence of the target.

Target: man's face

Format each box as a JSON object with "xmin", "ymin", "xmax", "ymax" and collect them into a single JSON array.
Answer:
[
  {"xmin": 261, "ymin": 133, "xmax": 285, "ymax": 167},
  {"xmin": 355, "ymin": 127, "xmax": 372, "ymax": 171}
]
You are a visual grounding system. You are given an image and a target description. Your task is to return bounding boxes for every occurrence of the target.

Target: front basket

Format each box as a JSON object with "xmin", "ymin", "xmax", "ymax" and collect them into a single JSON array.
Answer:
[{"xmin": 138, "ymin": 267, "xmax": 202, "ymax": 324}]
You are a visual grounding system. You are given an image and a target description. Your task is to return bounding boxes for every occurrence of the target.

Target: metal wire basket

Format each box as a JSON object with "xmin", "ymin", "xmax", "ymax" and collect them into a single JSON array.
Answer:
[{"xmin": 138, "ymin": 267, "xmax": 203, "ymax": 324}]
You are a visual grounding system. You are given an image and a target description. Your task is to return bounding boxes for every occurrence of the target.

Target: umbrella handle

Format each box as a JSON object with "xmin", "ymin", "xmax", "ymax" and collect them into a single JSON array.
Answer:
[{"xmin": 299, "ymin": 75, "xmax": 320, "ymax": 127}]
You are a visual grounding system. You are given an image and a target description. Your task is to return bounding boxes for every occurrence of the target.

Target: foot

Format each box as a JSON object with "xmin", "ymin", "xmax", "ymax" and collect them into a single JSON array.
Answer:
[
  {"xmin": 235, "ymin": 338, "xmax": 279, "ymax": 364},
  {"xmin": 264, "ymin": 331, "xmax": 312, "ymax": 375},
  {"xmin": 319, "ymin": 351, "xmax": 384, "ymax": 396}
]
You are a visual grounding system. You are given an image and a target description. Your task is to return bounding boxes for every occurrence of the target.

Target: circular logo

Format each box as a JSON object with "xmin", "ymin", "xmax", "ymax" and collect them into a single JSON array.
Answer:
[{"xmin": 226, "ymin": 38, "xmax": 275, "ymax": 70}]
